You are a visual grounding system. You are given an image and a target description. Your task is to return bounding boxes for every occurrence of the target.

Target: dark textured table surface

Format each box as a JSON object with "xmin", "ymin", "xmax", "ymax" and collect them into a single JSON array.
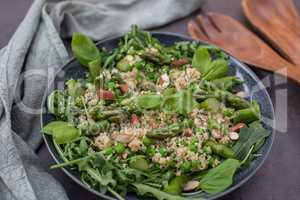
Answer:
[{"xmin": 1, "ymin": 0, "xmax": 300, "ymax": 200}]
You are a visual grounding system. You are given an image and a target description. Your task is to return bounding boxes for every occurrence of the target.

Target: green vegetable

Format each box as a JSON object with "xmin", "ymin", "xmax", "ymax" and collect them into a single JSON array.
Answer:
[
  {"xmin": 42, "ymin": 121, "xmax": 80, "ymax": 144},
  {"xmin": 164, "ymin": 175, "xmax": 188, "ymax": 195},
  {"xmin": 71, "ymin": 32, "xmax": 101, "ymax": 67},
  {"xmin": 47, "ymin": 90, "xmax": 66, "ymax": 116},
  {"xmin": 205, "ymin": 140, "xmax": 235, "ymax": 158},
  {"xmin": 198, "ymin": 159, "xmax": 240, "ymax": 194},
  {"xmin": 232, "ymin": 102, "xmax": 261, "ymax": 124},
  {"xmin": 192, "ymin": 47, "xmax": 211, "ymax": 74},
  {"xmin": 202, "ymin": 59, "xmax": 228, "ymax": 81},
  {"xmin": 88, "ymin": 58, "xmax": 101, "ymax": 80},
  {"xmin": 136, "ymin": 93, "xmax": 162, "ymax": 109},
  {"xmin": 211, "ymin": 76, "xmax": 243, "ymax": 90},
  {"xmin": 180, "ymin": 162, "xmax": 192, "ymax": 173},
  {"xmin": 115, "ymin": 143, "xmax": 126, "ymax": 154},
  {"xmin": 66, "ymin": 79, "xmax": 84, "ymax": 97},
  {"xmin": 163, "ymin": 89, "xmax": 198, "ymax": 115},
  {"xmin": 146, "ymin": 124, "xmax": 182, "ymax": 139},
  {"xmin": 199, "ymin": 98, "xmax": 222, "ymax": 112},
  {"xmin": 117, "ymin": 57, "xmax": 133, "ymax": 72},
  {"xmin": 142, "ymin": 137, "xmax": 152, "ymax": 146},
  {"xmin": 233, "ymin": 121, "xmax": 269, "ymax": 160},
  {"xmin": 159, "ymin": 148, "xmax": 168, "ymax": 157},
  {"xmin": 133, "ymin": 183, "xmax": 204, "ymax": 200},
  {"xmin": 129, "ymin": 156, "xmax": 150, "ymax": 172}
]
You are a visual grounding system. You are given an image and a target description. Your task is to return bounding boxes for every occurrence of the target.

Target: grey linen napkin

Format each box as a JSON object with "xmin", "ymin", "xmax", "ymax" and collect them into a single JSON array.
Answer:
[{"xmin": 0, "ymin": 0, "xmax": 203, "ymax": 199}]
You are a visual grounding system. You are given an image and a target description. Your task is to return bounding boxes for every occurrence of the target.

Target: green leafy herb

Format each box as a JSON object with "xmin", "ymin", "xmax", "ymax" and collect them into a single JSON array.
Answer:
[
  {"xmin": 42, "ymin": 121, "xmax": 80, "ymax": 144},
  {"xmin": 233, "ymin": 121, "xmax": 269, "ymax": 160},
  {"xmin": 202, "ymin": 59, "xmax": 228, "ymax": 81},
  {"xmin": 192, "ymin": 47, "xmax": 211, "ymax": 74},
  {"xmin": 163, "ymin": 89, "xmax": 197, "ymax": 115},
  {"xmin": 71, "ymin": 33, "xmax": 101, "ymax": 67},
  {"xmin": 198, "ymin": 159, "xmax": 240, "ymax": 194}
]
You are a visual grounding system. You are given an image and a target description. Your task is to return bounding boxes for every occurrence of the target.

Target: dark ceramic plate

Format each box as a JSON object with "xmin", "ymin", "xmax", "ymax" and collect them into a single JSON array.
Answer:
[{"xmin": 41, "ymin": 32, "xmax": 275, "ymax": 200}]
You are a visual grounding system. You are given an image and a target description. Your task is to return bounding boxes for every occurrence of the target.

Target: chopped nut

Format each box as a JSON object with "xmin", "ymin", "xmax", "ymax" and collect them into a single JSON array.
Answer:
[
  {"xmin": 229, "ymin": 132, "xmax": 239, "ymax": 140},
  {"xmin": 183, "ymin": 180, "xmax": 200, "ymax": 192},
  {"xmin": 94, "ymin": 135, "xmax": 112, "ymax": 150},
  {"xmin": 158, "ymin": 74, "xmax": 170, "ymax": 89},
  {"xmin": 111, "ymin": 133, "xmax": 135, "ymax": 144},
  {"xmin": 171, "ymin": 58, "xmax": 189, "ymax": 67},
  {"xmin": 229, "ymin": 123, "xmax": 245, "ymax": 132},
  {"xmin": 183, "ymin": 128, "xmax": 193, "ymax": 137},
  {"xmin": 128, "ymin": 138, "xmax": 142, "ymax": 152},
  {"xmin": 211, "ymin": 129, "xmax": 223, "ymax": 139}
]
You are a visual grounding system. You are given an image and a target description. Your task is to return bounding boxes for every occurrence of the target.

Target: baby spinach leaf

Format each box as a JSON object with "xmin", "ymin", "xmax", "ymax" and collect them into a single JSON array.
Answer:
[
  {"xmin": 71, "ymin": 33, "xmax": 101, "ymax": 67},
  {"xmin": 192, "ymin": 47, "xmax": 211, "ymax": 74},
  {"xmin": 163, "ymin": 89, "xmax": 197, "ymax": 115},
  {"xmin": 132, "ymin": 183, "xmax": 204, "ymax": 200},
  {"xmin": 199, "ymin": 159, "xmax": 240, "ymax": 194},
  {"xmin": 42, "ymin": 121, "xmax": 80, "ymax": 144},
  {"xmin": 202, "ymin": 59, "xmax": 228, "ymax": 81},
  {"xmin": 233, "ymin": 121, "xmax": 269, "ymax": 160},
  {"xmin": 136, "ymin": 93, "xmax": 162, "ymax": 109},
  {"xmin": 164, "ymin": 175, "xmax": 188, "ymax": 195}
]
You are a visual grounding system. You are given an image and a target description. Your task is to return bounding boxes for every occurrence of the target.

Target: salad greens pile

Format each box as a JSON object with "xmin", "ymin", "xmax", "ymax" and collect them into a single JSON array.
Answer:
[{"xmin": 43, "ymin": 26, "xmax": 269, "ymax": 200}]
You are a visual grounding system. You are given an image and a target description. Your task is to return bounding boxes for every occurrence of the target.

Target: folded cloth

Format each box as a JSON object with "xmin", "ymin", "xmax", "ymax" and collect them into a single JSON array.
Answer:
[{"xmin": 0, "ymin": 0, "xmax": 203, "ymax": 199}]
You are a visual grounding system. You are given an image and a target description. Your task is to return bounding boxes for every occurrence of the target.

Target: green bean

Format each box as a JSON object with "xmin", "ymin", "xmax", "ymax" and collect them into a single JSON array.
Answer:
[
  {"xmin": 146, "ymin": 123, "xmax": 182, "ymax": 139},
  {"xmin": 232, "ymin": 102, "xmax": 260, "ymax": 124},
  {"xmin": 205, "ymin": 140, "xmax": 234, "ymax": 158}
]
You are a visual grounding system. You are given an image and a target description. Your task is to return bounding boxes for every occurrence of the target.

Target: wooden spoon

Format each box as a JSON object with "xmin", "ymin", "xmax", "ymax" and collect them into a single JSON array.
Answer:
[
  {"xmin": 242, "ymin": 0, "xmax": 300, "ymax": 66},
  {"xmin": 187, "ymin": 12, "xmax": 300, "ymax": 83}
]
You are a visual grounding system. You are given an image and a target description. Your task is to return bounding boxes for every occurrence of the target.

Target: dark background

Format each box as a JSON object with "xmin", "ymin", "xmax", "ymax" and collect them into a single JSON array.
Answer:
[{"xmin": 1, "ymin": 0, "xmax": 300, "ymax": 200}]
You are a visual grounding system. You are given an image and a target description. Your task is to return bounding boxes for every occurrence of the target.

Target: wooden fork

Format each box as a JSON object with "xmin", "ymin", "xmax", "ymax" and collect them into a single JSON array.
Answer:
[
  {"xmin": 242, "ymin": 0, "xmax": 300, "ymax": 66},
  {"xmin": 187, "ymin": 12, "xmax": 300, "ymax": 83}
]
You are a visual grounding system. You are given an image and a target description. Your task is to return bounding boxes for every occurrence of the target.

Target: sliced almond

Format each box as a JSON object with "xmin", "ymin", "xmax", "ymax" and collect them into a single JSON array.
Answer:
[
  {"xmin": 229, "ymin": 132, "xmax": 239, "ymax": 140},
  {"xmin": 183, "ymin": 180, "xmax": 200, "ymax": 192},
  {"xmin": 229, "ymin": 123, "xmax": 245, "ymax": 132},
  {"xmin": 111, "ymin": 133, "xmax": 134, "ymax": 144}
]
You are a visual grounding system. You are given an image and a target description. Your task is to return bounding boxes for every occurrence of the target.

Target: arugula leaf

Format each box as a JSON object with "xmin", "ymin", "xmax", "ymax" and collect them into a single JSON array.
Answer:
[
  {"xmin": 163, "ymin": 89, "xmax": 198, "ymax": 115},
  {"xmin": 71, "ymin": 33, "xmax": 101, "ymax": 67},
  {"xmin": 132, "ymin": 183, "xmax": 204, "ymax": 200},
  {"xmin": 42, "ymin": 121, "xmax": 80, "ymax": 144},
  {"xmin": 202, "ymin": 59, "xmax": 228, "ymax": 81},
  {"xmin": 136, "ymin": 93, "xmax": 162, "ymax": 109},
  {"xmin": 199, "ymin": 159, "xmax": 240, "ymax": 194},
  {"xmin": 192, "ymin": 47, "xmax": 211, "ymax": 74},
  {"xmin": 164, "ymin": 175, "xmax": 188, "ymax": 195},
  {"xmin": 86, "ymin": 167, "xmax": 116, "ymax": 187},
  {"xmin": 233, "ymin": 121, "xmax": 269, "ymax": 160}
]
